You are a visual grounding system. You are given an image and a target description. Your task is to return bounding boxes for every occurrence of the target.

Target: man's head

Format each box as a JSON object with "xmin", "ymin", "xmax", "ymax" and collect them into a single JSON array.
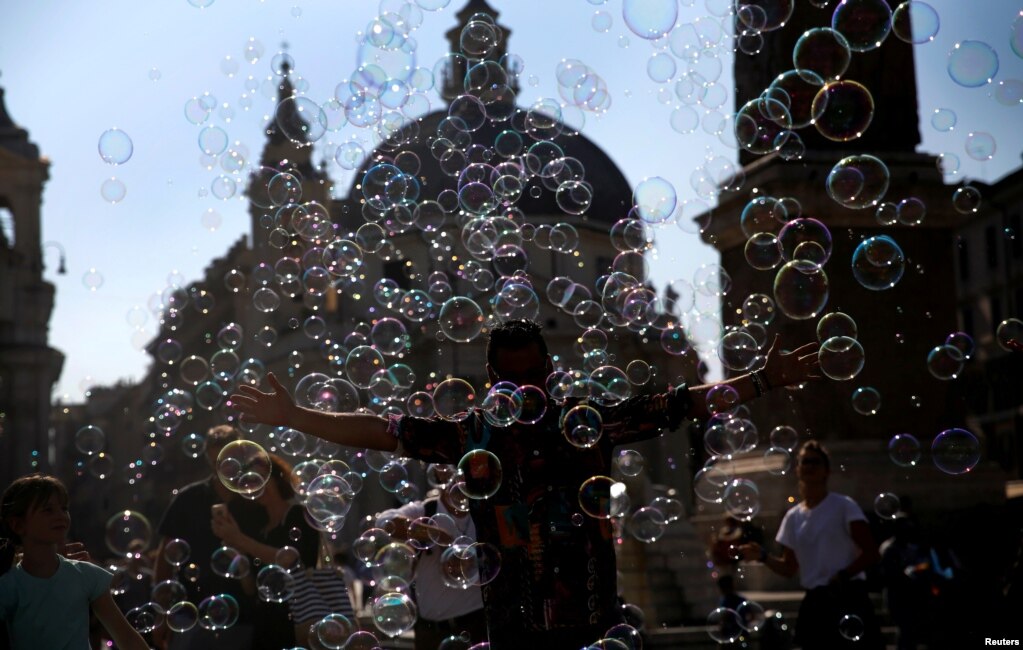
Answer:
[
  {"xmin": 485, "ymin": 319, "xmax": 552, "ymax": 388},
  {"xmin": 204, "ymin": 424, "xmax": 241, "ymax": 468},
  {"xmin": 796, "ymin": 440, "xmax": 830, "ymax": 484}
]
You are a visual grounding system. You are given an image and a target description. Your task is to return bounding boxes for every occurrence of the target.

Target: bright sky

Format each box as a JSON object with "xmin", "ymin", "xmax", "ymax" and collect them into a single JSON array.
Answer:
[{"xmin": 0, "ymin": 0, "xmax": 1020, "ymax": 402}]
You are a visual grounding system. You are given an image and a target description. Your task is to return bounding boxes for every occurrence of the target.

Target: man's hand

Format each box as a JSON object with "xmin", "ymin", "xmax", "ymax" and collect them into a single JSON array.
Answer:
[
  {"xmin": 229, "ymin": 372, "xmax": 297, "ymax": 427},
  {"xmin": 736, "ymin": 542, "xmax": 763, "ymax": 562},
  {"xmin": 763, "ymin": 336, "xmax": 821, "ymax": 388},
  {"xmin": 211, "ymin": 508, "xmax": 244, "ymax": 547}
]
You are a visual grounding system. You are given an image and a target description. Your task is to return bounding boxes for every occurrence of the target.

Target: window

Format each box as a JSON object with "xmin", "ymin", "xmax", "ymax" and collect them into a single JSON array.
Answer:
[
  {"xmin": 986, "ymin": 226, "xmax": 999, "ymax": 269},
  {"xmin": 958, "ymin": 240, "xmax": 970, "ymax": 282},
  {"xmin": 0, "ymin": 208, "xmax": 13, "ymax": 247}
]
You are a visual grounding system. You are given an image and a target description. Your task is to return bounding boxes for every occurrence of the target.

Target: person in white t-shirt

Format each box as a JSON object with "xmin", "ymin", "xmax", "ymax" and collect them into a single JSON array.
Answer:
[
  {"xmin": 376, "ymin": 488, "xmax": 486, "ymax": 650},
  {"xmin": 739, "ymin": 441, "xmax": 882, "ymax": 649}
]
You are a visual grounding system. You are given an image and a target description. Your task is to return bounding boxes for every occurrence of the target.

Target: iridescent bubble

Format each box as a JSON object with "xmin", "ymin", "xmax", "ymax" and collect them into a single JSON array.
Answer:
[
  {"xmin": 75, "ymin": 425, "xmax": 105, "ymax": 455},
  {"xmin": 896, "ymin": 197, "xmax": 926, "ymax": 226},
  {"xmin": 769, "ymin": 70, "xmax": 826, "ymax": 129},
  {"xmin": 952, "ymin": 185, "xmax": 982, "ymax": 214},
  {"xmin": 616, "ymin": 450, "xmax": 645, "ymax": 477},
  {"xmin": 946, "ymin": 331, "xmax": 975, "ymax": 359},
  {"xmin": 817, "ymin": 314, "xmax": 858, "ymax": 345},
  {"xmin": 166, "ymin": 601, "xmax": 198, "ymax": 633},
  {"xmin": 851, "ymin": 387, "xmax": 880, "ymax": 415},
  {"xmin": 707, "ymin": 607, "xmax": 743, "ymax": 644},
  {"xmin": 930, "ymin": 108, "xmax": 956, "ymax": 132},
  {"xmin": 98, "ymin": 128, "xmax": 134, "ymax": 165},
  {"xmin": 592, "ymin": 10, "xmax": 613, "ymax": 32},
  {"xmin": 744, "ymin": 232, "xmax": 783, "ymax": 270},
  {"xmin": 371, "ymin": 592, "xmax": 417, "ymax": 638},
  {"xmin": 694, "ymin": 464, "xmax": 730, "ymax": 503},
  {"xmin": 647, "ymin": 53, "xmax": 676, "ymax": 83},
  {"xmin": 622, "ymin": 0, "xmax": 678, "ymax": 39},
  {"xmin": 965, "ymin": 131, "xmax": 996, "ymax": 161},
  {"xmin": 764, "ymin": 446, "xmax": 792, "ymax": 475},
  {"xmin": 216, "ymin": 440, "xmax": 271, "ymax": 495},
  {"xmin": 851, "ymin": 235, "xmax": 905, "ymax": 290},
  {"xmin": 736, "ymin": 0, "xmax": 795, "ymax": 32},
  {"xmin": 433, "ymin": 379, "xmax": 476, "ymax": 421},
  {"xmin": 996, "ymin": 318, "xmax": 1023, "ymax": 351},
  {"xmin": 874, "ymin": 492, "xmax": 901, "ymax": 519},
  {"xmin": 563, "ymin": 404, "xmax": 603, "ymax": 448},
  {"xmin": 793, "ymin": 27, "xmax": 851, "ymax": 82},
  {"xmin": 197, "ymin": 594, "xmax": 239, "ymax": 631},
  {"xmin": 735, "ymin": 97, "xmax": 791, "ymax": 154},
  {"xmin": 706, "ymin": 384, "xmax": 741, "ymax": 415},
  {"xmin": 948, "ymin": 40, "xmax": 999, "ymax": 88},
  {"xmin": 718, "ymin": 330, "xmax": 759, "ymax": 371},
  {"xmin": 827, "ymin": 154, "xmax": 889, "ymax": 209},
  {"xmin": 932, "ymin": 428, "xmax": 980, "ymax": 474},
  {"xmin": 813, "ymin": 80, "xmax": 874, "ymax": 142},
  {"xmin": 819, "ymin": 336, "xmax": 865, "ymax": 380},
  {"xmin": 105, "ymin": 510, "xmax": 152, "ymax": 558},
  {"xmin": 839, "ymin": 614, "xmax": 865, "ymax": 642},
  {"xmin": 345, "ymin": 346, "xmax": 385, "ymax": 389},
  {"xmin": 889, "ymin": 433, "xmax": 921, "ymax": 467},
  {"xmin": 740, "ymin": 196, "xmax": 783, "ymax": 239},
  {"xmin": 579, "ymin": 476, "xmax": 623, "ymax": 519},
  {"xmin": 742, "ymin": 293, "xmax": 776, "ymax": 326},
  {"xmin": 773, "ymin": 259, "xmax": 829, "ymax": 320},
  {"xmin": 892, "ymin": 1, "xmax": 939, "ymax": 43},
  {"xmin": 927, "ymin": 344, "xmax": 964, "ymax": 380},
  {"xmin": 633, "ymin": 176, "xmax": 677, "ymax": 224},
  {"xmin": 1013, "ymin": 12, "xmax": 1023, "ymax": 59},
  {"xmin": 770, "ymin": 425, "xmax": 799, "ymax": 451},
  {"xmin": 627, "ymin": 507, "xmax": 667, "ymax": 543},
  {"xmin": 724, "ymin": 478, "xmax": 760, "ymax": 521},
  {"xmin": 778, "ymin": 218, "xmax": 832, "ymax": 263},
  {"xmin": 831, "ymin": 0, "xmax": 892, "ymax": 52},
  {"xmin": 100, "ymin": 177, "xmax": 126, "ymax": 203}
]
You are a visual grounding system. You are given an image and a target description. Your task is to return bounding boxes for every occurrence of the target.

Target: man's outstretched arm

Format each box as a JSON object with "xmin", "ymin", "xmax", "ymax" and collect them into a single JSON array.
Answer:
[
  {"xmin": 229, "ymin": 373, "xmax": 397, "ymax": 451},
  {"xmin": 687, "ymin": 335, "xmax": 821, "ymax": 419}
]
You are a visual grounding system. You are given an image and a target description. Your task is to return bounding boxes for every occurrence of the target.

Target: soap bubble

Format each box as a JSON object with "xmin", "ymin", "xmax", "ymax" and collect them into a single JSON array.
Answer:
[
  {"xmin": 694, "ymin": 464, "xmax": 730, "ymax": 503},
  {"xmin": 927, "ymin": 344, "xmax": 965, "ymax": 380},
  {"xmin": 892, "ymin": 1, "xmax": 939, "ymax": 43},
  {"xmin": 996, "ymin": 318, "xmax": 1023, "ymax": 351},
  {"xmin": 874, "ymin": 492, "xmax": 901, "ymax": 519},
  {"xmin": 627, "ymin": 507, "xmax": 667, "ymax": 543},
  {"xmin": 75, "ymin": 425, "xmax": 105, "ymax": 455},
  {"xmin": 851, "ymin": 387, "xmax": 880, "ymax": 415},
  {"xmin": 770, "ymin": 425, "xmax": 799, "ymax": 451},
  {"xmin": 723, "ymin": 478, "xmax": 760, "ymax": 521},
  {"xmin": 98, "ymin": 128, "xmax": 134, "ymax": 164},
  {"xmin": 433, "ymin": 378, "xmax": 476, "ymax": 421},
  {"xmin": 439, "ymin": 297, "xmax": 484, "ymax": 342},
  {"xmin": 952, "ymin": 185, "xmax": 982, "ymax": 214},
  {"xmin": 817, "ymin": 312, "xmax": 858, "ymax": 342},
  {"xmin": 371, "ymin": 592, "xmax": 418, "ymax": 638},
  {"xmin": 563, "ymin": 404, "xmax": 603, "ymax": 448},
  {"xmin": 889, "ymin": 433, "xmax": 921, "ymax": 467},
  {"xmin": 457, "ymin": 450, "xmax": 502, "ymax": 499},
  {"xmin": 256, "ymin": 564, "xmax": 296, "ymax": 603},
  {"xmin": 826, "ymin": 154, "xmax": 889, "ymax": 209},
  {"xmin": 166, "ymin": 601, "xmax": 198, "ymax": 632},
  {"xmin": 793, "ymin": 27, "xmax": 851, "ymax": 82},
  {"xmin": 616, "ymin": 450, "xmax": 645, "ymax": 477},
  {"xmin": 105, "ymin": 510, "xmax": 152, "ymax": 557},
  {"xmin": 211, "ymin": 546, "xmax": 250, "ymax": 579},
  {"xmin": 819, "ymin": 336, "xmax": 865, "ymax": 380},
  {"xmin": 851, "ymin": 235, "xmax": 905, "ymax": 290},
  {"xmin": 931, "ymin": 428, "xmax": 980, "ymax": 475},
  {"xmin": 622, "ymin": 0, "xmax": 678, "ymax": 39},
  {"xmin": 831, "ymin": 0, "xmax": 892, "ymax": 52},
  {"xmin": 216, "ymin": 440, "xmax": 271, "ymax": 495},
  {"xmin": 948, "ymin": 40, "xmax": 999, "ymax": 88},
  {"xmin": 707, "ymin": 607, "xmax": 743, "ymax": 644},
  {"xmin": 197, "ymin": 594, "xmax": 239, "ymax": 631},
  {"xmin": 839, "ymin": 614, "xmax": 865, "ymax": 642},
  {"xmin": 773, "ymin": 260, "xmax": 829, "ymax": 320},
  {"xmin": 814, "ymin": 80, "xmax": 871, "ymax": 141},
  {"xmin": 163, "ymin": 538, "xmax": 191, "ymax": 567},
  {"xmin": 579, "ymin": 476, "xmax": 623, "ymax": 519}
]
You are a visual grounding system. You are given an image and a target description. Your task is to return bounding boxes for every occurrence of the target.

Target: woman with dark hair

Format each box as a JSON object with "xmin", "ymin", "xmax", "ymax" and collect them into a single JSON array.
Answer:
[{"xmin": 211, "ymin": 454, "xmax": 320, "ymax": 650}]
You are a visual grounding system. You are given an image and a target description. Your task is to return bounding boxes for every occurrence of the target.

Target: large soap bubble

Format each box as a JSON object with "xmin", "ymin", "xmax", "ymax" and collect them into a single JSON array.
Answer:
[{"xmin": 851, "ymin": 235, "xmax": 905, "ymax": 290}]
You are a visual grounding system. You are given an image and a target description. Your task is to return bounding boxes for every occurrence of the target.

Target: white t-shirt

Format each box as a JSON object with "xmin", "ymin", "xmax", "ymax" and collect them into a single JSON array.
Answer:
[
  {"xmin": 377, "ymin": 499, "xmax": 484, "ymax": 621},
  {"xmin": 776, "ymin": 492, "xmax": 867, "ymax": 590}
]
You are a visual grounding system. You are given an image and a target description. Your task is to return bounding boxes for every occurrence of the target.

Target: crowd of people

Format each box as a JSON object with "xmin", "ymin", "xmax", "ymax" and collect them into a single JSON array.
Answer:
[{"xmin": 0, "ymin": 320, "xmax": 1018, "ymax": 649}]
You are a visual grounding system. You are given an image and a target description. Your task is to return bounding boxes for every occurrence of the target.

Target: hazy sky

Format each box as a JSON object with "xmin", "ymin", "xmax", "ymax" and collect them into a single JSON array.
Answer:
[{"xmin": 0, "ymin": 0, "xmax": 1020, "ymax": 402}]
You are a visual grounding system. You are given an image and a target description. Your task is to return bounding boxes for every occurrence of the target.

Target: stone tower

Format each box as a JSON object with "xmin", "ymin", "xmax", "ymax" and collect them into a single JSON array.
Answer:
[{"xmin": 0, "ymin": 83, "xmax": 64, "ymax": 483}]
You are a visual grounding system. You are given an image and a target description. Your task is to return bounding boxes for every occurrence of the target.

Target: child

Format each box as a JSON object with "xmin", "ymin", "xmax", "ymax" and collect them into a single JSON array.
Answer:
[{"xmin": 0, "ymin": 474, "xmax": 149, "ymax": 650}]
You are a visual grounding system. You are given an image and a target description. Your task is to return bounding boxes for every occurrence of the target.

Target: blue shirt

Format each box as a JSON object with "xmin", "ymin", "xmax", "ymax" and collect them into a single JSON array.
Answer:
[{"xmin": 0, "ymin": 555, "xmax": 113, "ymax": 650}]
